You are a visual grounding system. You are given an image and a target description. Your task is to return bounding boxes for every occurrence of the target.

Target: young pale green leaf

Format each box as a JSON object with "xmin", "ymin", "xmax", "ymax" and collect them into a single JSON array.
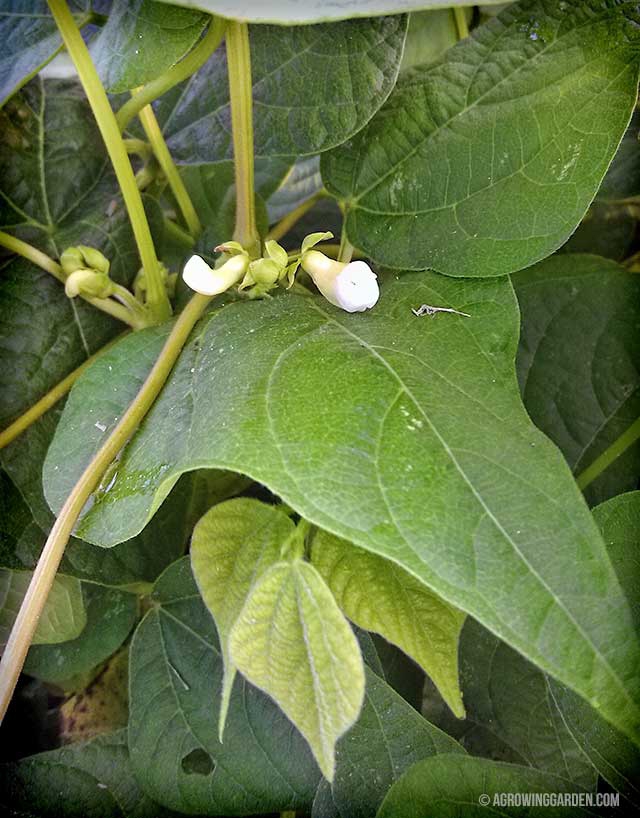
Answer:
[
  {"xmin": 129, "ymin": 557, "xmax": 458, "ymax": 814},
  {"xmin": 321, "ymin": 0, "xmax": 640, "ymax": 276},
  {"xmin": 0, "ymin": 729, "xmax": 164, "ymax": 818},
  {"xmin": 190, "ymin": 497, "xmax": 294, "ymax": 739},
  {"xmin": 0, "ymin": 2, "xmax": 91, "ymax": 107},
  {"xmin": 547, "ymin": 492, "xmax": 640, "ymax": 808},
  {"xmin": 310, "ymin": 530, "xmax": 465, "ymax": 718},
  {"xmin": 90, "ymin": 0, "xmax": 208, "ymax": 93},
  {"xmin": 514, "ymin": 253, "xmax": 640, "ymax": 506},
  {"xmin": 0, "ymin": 569, "xmax": 85, "ymax": 649},
  {"xmin": 376, "ymin": 754, "xmax": 592, "ymax": 818},
  {"xmin": 162, "ymin": 16, "xmax": 407, "ymax": 162},
  {"xmin": 23, "ymin": 583, "xmax": 137, "ymax": 685},
  {"xmin": 229, "ymin": 560, "xmax": 365, "ymax": 781},
  {"xmin": 44, "ymin": 273, "xmax": 640, "ymax": 745},
  {"xmin": 153, "ymin": 0, "xmax": 504, "ymax": 25}
]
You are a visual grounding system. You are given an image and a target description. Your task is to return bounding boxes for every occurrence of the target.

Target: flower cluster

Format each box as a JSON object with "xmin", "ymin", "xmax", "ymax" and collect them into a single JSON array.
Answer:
[{"xmin": 182, "ymin": 232, "xmax": 379, "ymax": 313}]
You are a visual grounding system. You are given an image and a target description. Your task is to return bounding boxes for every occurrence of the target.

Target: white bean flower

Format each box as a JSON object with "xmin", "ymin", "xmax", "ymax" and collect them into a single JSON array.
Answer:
[
  {"xmin": 182, "ymin": 252, "xmax": 248, "ymax": 296},
  {"xmin": 301, "ymin": 250, "xmax": 379, "ymax": 313}
]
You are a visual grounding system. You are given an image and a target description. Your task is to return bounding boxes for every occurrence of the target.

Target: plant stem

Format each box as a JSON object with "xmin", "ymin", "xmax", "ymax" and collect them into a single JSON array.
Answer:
[
  {"xmin": 226, "ymin": 21, "xmax": 259, "ymax": 255},
  {"xmin": 124, "ymin": 138, "xmax": 152, "ymax": 159},
  {"xmin": 47, "ymin": 0, "xmax": 171, "ymax": 325},
  {"xmin": 453, "ymin": 7, "xmax": 470, "ymax": 40},
  {"xmin": 266, "ymin": 192, "xmax": 326, "ymax": 243},
  {"xmin": 0, "ymin": 229, "xmax": 137, "ymax": 326},
  {"xmin": 0, "ymin": 334, "xmax": 126, "ymax": 450},
  {"xmin": 135, "ymin": 93, "xmax": 201, "ymax": 238},
  {"xmin": 115, "ymin": 16, "xmax": 226, "ymax": 132},
  {"xmin": 338, "ymin": 230, "xmax": 354, "ymax": 264},
  {"xmin": 576, "ymin": 417, "xmax": 640, "ymax": 491},
  {"xmin": 164, "ymin": 218, "xmax": 196, "ymax": 248},
  {"xmin": 0, "ymin": 293, "xmax": 211, "ymax": 723}
]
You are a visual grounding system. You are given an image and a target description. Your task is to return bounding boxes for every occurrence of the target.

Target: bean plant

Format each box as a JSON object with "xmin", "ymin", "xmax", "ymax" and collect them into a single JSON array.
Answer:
[{"xmin": 0, "ymin": 1, "xmax": 639, "ymax": 816}]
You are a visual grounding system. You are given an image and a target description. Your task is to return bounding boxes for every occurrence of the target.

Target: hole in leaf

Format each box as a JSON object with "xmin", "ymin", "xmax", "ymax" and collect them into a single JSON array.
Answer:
[{"xmin": 181, "ymin": 748, "xmax": 215, "ymax": 776}]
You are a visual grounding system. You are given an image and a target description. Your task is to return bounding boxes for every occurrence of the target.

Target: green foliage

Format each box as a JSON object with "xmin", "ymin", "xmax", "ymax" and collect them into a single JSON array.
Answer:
[
  {"xmin": 376, "ymin": 754, "xmax": 592, "ymax": 818},
  {"xmin": 43, "ymin": 274, "xmax": 640, "ymax": 744},
  {"xmin": 162, "ymin": 16, "xmax": 408, "ymax": 162},
  {"xmin": 310, "ymin": 530, "xmax": 465, "ymax": 718},
  {"xmin": 322, "ymin": 0, "xmax": 640, "ymax": 275},
  {"xmin": 90, "ymin": 0, "xmax": 209, "ymax": 93},
  {"xmin": 2, "ymin": 2, "xmax": 640, "ymax": 814}
]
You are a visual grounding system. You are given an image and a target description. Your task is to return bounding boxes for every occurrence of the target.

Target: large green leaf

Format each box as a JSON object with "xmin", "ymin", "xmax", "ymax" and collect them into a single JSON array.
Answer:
[
  {"xmin": 514, "ymin": 253, "xmax": 640, "ymax": 506},
  {"xmin": 0, "ymin": 2, "xmax": 91, "ymax": 107},
  {"xmin": 44, "ymin": 273, "xmax": 640, "ymax": 744},
  {"xmin": 23, "ymin": 583, "xmax": 137, "ymax": 685},
  {"xmin": 190, "ymin": 497, "xmax": 293, "ymax": 738},
  {"xmin": 162, "ymin": 16, "xmax": 407, "ymax": 162},
  {"xmin": 0, "ymin": 729, "xmax": 165, "ymax": 818},
  {"xmin": 547, "ymin": 492, "xmax": 640, "ymax": 808},
  {"xmin": 0, "ymin": 569, "xmax": 85, "ymax": 649},
  {"xmin": 321, "ymin": 0, "xmax": 640, "ymax": 276},
  {"xmin": 154, "ymin": 0, "xmax": 504, "ymax": 25},
  {"xmin": 436, "ymin": 619, "xmax": 597, "ymax": 789},
  {"xmin": 376, "ymin": 755, "xmax": 592, "ymax": 818},
  {"xmin": 310, "ymin": 530, "xmax": 465, "ymax": 718},
  {"xmin": 90, "ymin": 0, "xmax": 208, "ymax": 93},
  {"xmin": 230, "ymin": 559, "xmax": 365, "ymax": 781}
]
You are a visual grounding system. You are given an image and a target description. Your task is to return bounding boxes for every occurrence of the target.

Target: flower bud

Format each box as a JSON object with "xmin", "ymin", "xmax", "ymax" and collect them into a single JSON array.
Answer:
[
  {"xmin": 77, "ymin": 245, "xmax": 110, "ymax": 274},
  {"xmin": 301, "ymin": 251, "xmax": 379, "ymax": 313},
  {"xmin": 65, "ymin": 269, "xmax": 114, "ymax": 299},
  {"xmin": 60, "ymin": 247, "xmax": 84, "ymax": 276},
  {"xmin": 182, "ymin": 253, "xmax": 249, "ymax": 296}
]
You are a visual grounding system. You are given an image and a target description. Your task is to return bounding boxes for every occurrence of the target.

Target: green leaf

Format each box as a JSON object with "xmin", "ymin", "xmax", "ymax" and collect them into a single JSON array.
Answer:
[
  {"xmin": 190, "ymin": 497, "xmax": 294, "ymax": 739},
  {"xmin": 321, "ymin": 1, "xmax": 640, "ymax": 276},
  {"xmin": 547, "ymin": 492, "xmax": 640, "ymax": 808},
  {"xmin": 267, "ymin": 156, "xmax": 323, "ymax": 223},
  {"xmin": 514, "ymin": 253, "xmax": 640, "ymax": 506},
  {"xmin": 310, "ymin": 530, "xmax": 465, "ymax": 718},
  {"xmin": 128, "ymin": 556, "xmax": 462, "ymax": 814},
  {"xmin": 0, "ymin": 729, "xmax": 165, "ymax": 818},
  {"xmin": 0, "ymin": 2, "xmax": 91, "ymax": 107},
  {"xmin": 153, "ymin": 0, "xmax": 504, "ymax": 25},
  {"xmin": 90, "ymin": 0, "xmax": 208, "ymax": 93},
  {"xmin": 23, "ymin": 583, "xmax": 137, "ymax": 684},
  {"xmin": 0, "ymin": 77, "xmax": 163, "ymax": 427},
  {"xmin": 128, "ymin": 557, "xmax": 322, "ymax": 814},
  {"xmin": 597, "ymin": 109, "xmax": 640, "ymax": 202},
  {"xmin": 400, "ymin": 9, "xmax": 465, "ymax": 72},
  {"xmin": 376, "ymin": 754, "xmax": 592, "ymax": 818},
  {"xmin": 440, "ymin": 619, "xmax": 597, "ymax": 788},
  {"xmin": 313, "ymin": 642, "xmax": 465, "ymax": 818},
  {"xmin": 230, "ymin": 560, "xmax": 365, "ymax": 781},
  {"xmin": 558, "ymin": 202, "xmax": 636, "ymax": 262},
  {"xmin": 0, "ymin": 569, "xmax": 85, "ymax": 649},
  {"xmin": 44, "ymin": 273, "xmax": 640, "ymax": 745},
  {"xmin": 162, "ymin": 16, "xmax": 408, "ymax": 162}
]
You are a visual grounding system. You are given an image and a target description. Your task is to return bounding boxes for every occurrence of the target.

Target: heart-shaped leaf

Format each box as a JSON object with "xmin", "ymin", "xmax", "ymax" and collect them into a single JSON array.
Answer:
[{"xmin": 321, "ymin": 0, "xmax": 640, "ymax": 276}]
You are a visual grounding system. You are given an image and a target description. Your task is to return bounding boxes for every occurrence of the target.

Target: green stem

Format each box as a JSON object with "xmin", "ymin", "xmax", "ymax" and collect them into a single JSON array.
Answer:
[
  {"xmin": 0, "ymin": 293, "xmax": 211, "ymax": 723},
  {"xmin": 338, "ymin": 228, "xmax": 354, "ymax": 264},
  {"xmin": 0, "ymin": 230, "xmax": 137, "ymax": 327},
  {"xmin": 226, "ymin": 21, "xmax": 259, "ymax": 255},
  {"xmin": 0, "ymin": 334, "xmax": 126, "ymax": 450},
  {"xmin": 453, "ymin": 7, "xmax": 470, "ymax": 40},
  {"xmin": 48, "ymin": 0, "xmax": 171, "ymax": 325},
  {"xmin": 124, "ymin": 138, "xmax": 152, "ymax": 159},
  {"xmin": 115, "ymin": 17, "xmax": 226, "ymax": 133},
  {"xmin": 576, "ymin": 417, "xmax": 640, "ymax": 491},
  {"xmin": 135, "ymin": 93, "xmax": 201, "ymax": 238},
  {"xmin": 164, "ymin": 218, "xmax": 196, "ymax": 248},
  {"xmin": 266, "ymin": 192, "xmax": 326, "ymax": 243}
]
